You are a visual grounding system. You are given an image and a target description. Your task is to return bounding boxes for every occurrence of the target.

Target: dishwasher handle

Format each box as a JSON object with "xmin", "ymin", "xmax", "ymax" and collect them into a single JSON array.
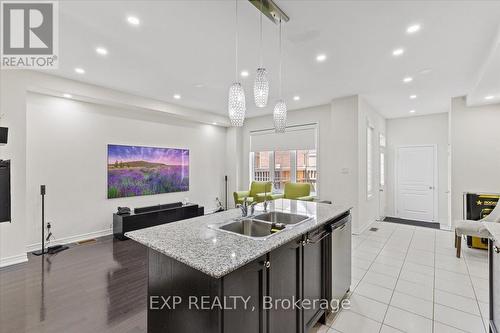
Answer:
[{"xmin": 306, "ymin": 232, "xmax": 331, "ymax": 245}]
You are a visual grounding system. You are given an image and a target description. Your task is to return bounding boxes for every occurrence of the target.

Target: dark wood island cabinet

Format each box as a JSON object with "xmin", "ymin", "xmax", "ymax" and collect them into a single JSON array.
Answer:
[{"xmin": 126, "ymin": 199, "xmax": 351, "ymax": 333}]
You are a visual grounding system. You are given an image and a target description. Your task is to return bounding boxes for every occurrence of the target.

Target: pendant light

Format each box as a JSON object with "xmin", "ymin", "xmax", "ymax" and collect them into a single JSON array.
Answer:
[
  {"xmin": 228, "ymin": 0, "xmax": 246, "ymax": 127},
  {"xmin": 254, "ymin": 0, "xmax": 269, "ymax": 107},
  {"xmin": 273, "ymin": 19, "xmax": 287, "ymax": 133}
]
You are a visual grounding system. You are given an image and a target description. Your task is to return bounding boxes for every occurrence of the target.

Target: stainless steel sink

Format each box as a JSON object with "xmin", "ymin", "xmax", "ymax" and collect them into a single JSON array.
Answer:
[
  {"xmin": 218, "ymin": 219, "xmax": 285, "ymax": 239},
  {"xmin": 253, "ymin": 211, "xmax": 310, "ymax": 226}
]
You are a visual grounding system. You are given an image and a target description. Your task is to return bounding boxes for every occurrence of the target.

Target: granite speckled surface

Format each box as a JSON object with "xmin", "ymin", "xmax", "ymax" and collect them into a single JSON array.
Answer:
[
  {"xmin": 126, "ymin": 199, "xmax": 350, "ymax": 278},
  {"xmin": 482, "ymin": 222, "xmax": 500, "ymax": 241}
]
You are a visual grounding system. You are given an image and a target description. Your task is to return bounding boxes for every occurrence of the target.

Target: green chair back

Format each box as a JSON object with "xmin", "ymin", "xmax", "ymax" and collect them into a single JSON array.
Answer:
[
  {"xmin": 284, "ymin": 183, "xmax": 311, "ymax": 199},
  {"xmin": 249, "ymin": 181, "xmax": 272, "ymax": 198}
]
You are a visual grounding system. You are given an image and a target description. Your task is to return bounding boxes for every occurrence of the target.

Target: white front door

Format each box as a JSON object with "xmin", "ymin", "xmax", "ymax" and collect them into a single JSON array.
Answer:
[{"xmin": 396, "ymin": 145, "xmax": 437, "ymax": 222}]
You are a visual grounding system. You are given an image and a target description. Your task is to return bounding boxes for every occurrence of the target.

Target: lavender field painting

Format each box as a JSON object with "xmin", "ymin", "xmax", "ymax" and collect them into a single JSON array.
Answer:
[{"xmin": 107, "ymin": 145, "xmax": 189, "ymax": 199}]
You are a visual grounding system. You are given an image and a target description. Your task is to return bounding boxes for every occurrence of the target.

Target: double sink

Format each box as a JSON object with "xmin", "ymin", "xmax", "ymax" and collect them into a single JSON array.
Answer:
[{"xmin": 214, "ymin": 211, "xmax": 311, "ymax": 239}]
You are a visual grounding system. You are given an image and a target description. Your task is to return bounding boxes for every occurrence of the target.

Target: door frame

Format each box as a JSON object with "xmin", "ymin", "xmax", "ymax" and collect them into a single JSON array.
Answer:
[{"xmin": 394, "ymin": 144, "xmax": 439, "ymax": 223}]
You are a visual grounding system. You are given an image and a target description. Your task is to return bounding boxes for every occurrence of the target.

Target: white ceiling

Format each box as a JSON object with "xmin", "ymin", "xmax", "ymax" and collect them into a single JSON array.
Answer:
[{"xmin": 54, "ymin": 0, "xmax": 500, "ymax": 119}]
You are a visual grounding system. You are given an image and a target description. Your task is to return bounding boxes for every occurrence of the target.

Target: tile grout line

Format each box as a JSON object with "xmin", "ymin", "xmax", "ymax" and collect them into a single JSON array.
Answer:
[
  {"xmin": 331, "ymin": 222, "xmax": 400, "ymax": 331},
  {"xmin": 462, "ymin": 245, "xmax": 489, "ymax": 333},
  {"xmin": 378, "ymin": 227, "xmax": 416, "ymax": 333}
]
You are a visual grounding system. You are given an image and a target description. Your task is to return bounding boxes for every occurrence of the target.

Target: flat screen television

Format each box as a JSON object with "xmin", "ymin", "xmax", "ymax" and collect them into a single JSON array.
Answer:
[{"xmin": 107, "ymin": 144, "xmax": 189, "ymax": 199}]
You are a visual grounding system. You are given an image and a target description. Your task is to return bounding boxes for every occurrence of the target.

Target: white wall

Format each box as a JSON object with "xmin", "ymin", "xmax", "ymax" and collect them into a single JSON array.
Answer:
[
  {"xmin": 0, "ymin": 70, "xmax": 228, "ymax": 266},
  {"xmin": 451, "ymin": 97, "xmax": 500, "ymax": 223},
  {"xmin": 0, "ymin": 72, "xmax": 28, "ymax": 267},
  {"xmin": 386, "ymin": 113, "xmax": 449, "ymax": 226},
  {"xmin": 25, "ymin": 93, "xmax": 226, "ymax": 249},
  {"xmin": 358, "ymin": 98, "xmax": 386, "ymax": 232},
  {"xmin": 330, "ymin": 96, "xmax": 360, "ymax": 231}
]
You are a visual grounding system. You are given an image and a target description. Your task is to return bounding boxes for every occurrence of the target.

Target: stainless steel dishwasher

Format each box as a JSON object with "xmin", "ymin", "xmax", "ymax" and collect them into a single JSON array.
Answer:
[{"xmin": 331, "ymin": 214, "xmax": 352, "ymax": 302}]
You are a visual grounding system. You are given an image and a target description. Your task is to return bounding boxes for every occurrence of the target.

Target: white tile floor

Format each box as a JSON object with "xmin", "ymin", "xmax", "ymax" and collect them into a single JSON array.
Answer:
[{"xmin": 312, "ymin": 221, "xmax": 489, "ymax": 333}]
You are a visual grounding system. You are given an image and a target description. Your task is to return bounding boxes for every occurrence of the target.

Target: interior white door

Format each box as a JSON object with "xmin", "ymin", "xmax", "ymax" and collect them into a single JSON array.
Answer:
[{"xmin": 396, "ymin": 145, "xmax": 436, "ymax": 222}]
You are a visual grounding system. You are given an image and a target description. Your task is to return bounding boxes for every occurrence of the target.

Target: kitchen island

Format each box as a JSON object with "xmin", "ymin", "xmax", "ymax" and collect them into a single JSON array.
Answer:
[{"xmin": 127, "ymin": 199, "xmax": 351, "ymax": 333}]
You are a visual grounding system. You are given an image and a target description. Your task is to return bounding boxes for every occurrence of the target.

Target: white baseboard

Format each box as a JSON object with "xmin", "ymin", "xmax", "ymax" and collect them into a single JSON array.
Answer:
[
  {"xmin": 0, "ymin": 253, "xmax": 28, "ymax": 268},
  {"xmin": 26, "ymin": 228, "xmax": 112, "ymax": 253},
  {"xmin": 353, "ymin": 219, "xmax": 377, "ymax": 235}
]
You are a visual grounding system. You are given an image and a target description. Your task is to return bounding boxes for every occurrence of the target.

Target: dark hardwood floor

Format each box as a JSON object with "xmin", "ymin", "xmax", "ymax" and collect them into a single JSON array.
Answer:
[{"xmin": 0, "ymin": 236, "xmax": 147, "ymax": 333}]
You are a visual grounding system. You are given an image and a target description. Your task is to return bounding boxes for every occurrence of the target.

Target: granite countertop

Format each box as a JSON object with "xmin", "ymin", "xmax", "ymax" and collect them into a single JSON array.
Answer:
[
  {"xmin": 482, "ymin": 222, "xmax": 500, "ymax": 241},
  {"xmin": 126, "ymin": 199, "xmax": 350, "ymax": 278}
]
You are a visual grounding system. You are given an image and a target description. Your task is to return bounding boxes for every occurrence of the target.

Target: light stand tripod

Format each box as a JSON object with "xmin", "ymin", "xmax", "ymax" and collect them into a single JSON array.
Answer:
[{"xmin": 33, "ymin": 185, "xmax": 48, "ymax": 256}]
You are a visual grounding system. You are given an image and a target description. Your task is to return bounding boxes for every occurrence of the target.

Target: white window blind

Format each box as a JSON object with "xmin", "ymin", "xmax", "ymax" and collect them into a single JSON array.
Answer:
[{"xmin": 250, "ymin": 124, "xmax": 316, "ymax": 152}]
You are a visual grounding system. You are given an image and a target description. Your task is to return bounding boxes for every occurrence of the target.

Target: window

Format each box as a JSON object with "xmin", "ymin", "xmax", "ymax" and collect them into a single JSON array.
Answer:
[
  {"xmin": 253, "ymin": 151, "xmax": 271, "ymax": 181},
  {"xmin": 380, "ymin": 151, "xmax": 385, "ymax": 187},
  {"xmin": 274, "ymin": 151, "xmax": 292, "ymax": 192},
  {"xmin": 297, "ymin": 150, "xmax": 317, "ymax": 194},
  {"xmin": 367, "ymin": 124, "xmax": 374, "ymax": 198},
  {"xmin": 251, "ymin": 149, "xmax": 318, "ymax": 195}
]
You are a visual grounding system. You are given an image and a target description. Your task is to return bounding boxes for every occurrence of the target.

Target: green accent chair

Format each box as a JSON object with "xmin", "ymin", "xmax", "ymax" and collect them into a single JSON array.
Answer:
[
  {"xmin": 275, "ymin": 183, "xmax": 315, "ymax": 201},
  {"xmin": 233, "ymin": 181, "xmax": 273, "ymax": 206}
]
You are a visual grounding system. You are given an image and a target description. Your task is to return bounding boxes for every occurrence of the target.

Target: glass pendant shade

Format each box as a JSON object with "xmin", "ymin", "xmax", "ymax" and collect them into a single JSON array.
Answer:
[
  {"xmin": 228, "ymin": 82, "xmax": 246, "ymax": 127},
  {"xmin": 273, "ymin": 100, "xmax": 287, "ymax": 133},
  {"xmin": 254, "ymin": 68, "xmax": 269, "ymax": 107}
]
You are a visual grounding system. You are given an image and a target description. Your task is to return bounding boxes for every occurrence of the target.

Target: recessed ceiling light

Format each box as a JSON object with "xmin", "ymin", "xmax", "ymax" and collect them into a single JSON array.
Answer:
[
  {"xmin": 127, "ymin": 16, "xmax": 140, "ymax": 26},
  {"xmin": 96, "ymin": 47, "xmax": 108, "ymax": 55},
  {"xmin": 173, "ymin": 94, "xmax": 181, "ymax": 100},
  {"xmin": 409, "ymin": 94, "xmax": 417, "ymax": 99},
  {"xmin": 419, "ymin": 68, "xmax": 432, "ymax": 75},
  {"xmin": 409, "ymin": 110, "xmax": 416, "ymax": 113},
  {"xmin": 63, "ymin": 93, "xmax": 72, "ymax": 99},
  {"xmin": 403, "ymin": 76, "xmax": 413, "ymax": 83},
  {"xmin": 212, "ymin": 122, "xmax": 217, "ymax": 125},
  {"xmin": 485, "ymin": 95, "xmax": 495, "ymax": 100},
  {"xmin": 194, "ymin": 83, "xmax": 205, "ymax": 88},
  {"xmin": 240, "ymin": 70, "xmax": 249, "ymax": 77},
  {"xmin": 407, "ymin": 24, "xmax": 421, "ymax": 34},
  {"xmin": 392, "ymin": 48, "xmax": 405, "ymax": 56},
  {"xmin": 316, "ymin": 54, "xmax": 327, "ymax": 62},
  {"xmin": 293, "ymin": 96, "xmax": 300, "ymax": 101},
  {"xmin": 74, "ymin": 67, "xmax": 85, "ymax": 74}
]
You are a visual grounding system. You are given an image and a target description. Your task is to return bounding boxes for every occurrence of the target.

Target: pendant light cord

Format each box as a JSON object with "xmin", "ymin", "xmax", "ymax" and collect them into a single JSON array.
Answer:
[
  {"xmin": 259, "ymin": 0, "xmax": 263, "ymax": 66},
  {"xmin": 279, "ymin": 19, "xmax": 283, "ymax": 98},
  {"xmin": 235, "ymin": 0, "xmax": 239, "ymax": 82}
]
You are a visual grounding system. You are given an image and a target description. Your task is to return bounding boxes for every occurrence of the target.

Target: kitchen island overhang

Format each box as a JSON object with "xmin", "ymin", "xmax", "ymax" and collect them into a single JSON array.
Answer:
[{"xmin": 127, "ymin": 199, "xmax": 352, "ymax": 333}]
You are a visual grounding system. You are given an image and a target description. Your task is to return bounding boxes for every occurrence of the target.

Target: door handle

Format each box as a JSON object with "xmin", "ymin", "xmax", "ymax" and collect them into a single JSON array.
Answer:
[{"xmin": 494, "ymin": 245, "xmax": 500, "ymax": 254}]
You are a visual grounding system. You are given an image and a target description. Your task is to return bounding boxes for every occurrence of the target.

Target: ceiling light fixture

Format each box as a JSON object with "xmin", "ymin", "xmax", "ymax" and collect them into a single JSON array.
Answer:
[
  {"xmin": 316, "ymin": 54, "xmax": 327, "ymax": 62},
  {"xmin": 63, "ymin": 93, "xmax": 72, "ymax": 99},
  {"xmin": 419, "ymin": 68, "xmax": 432, "ymax": 75},
  {"xmin": 254, "ymin": 0, "xmax": 269, "ymax": 108},
  {"xmin": 96, "ymin": 47, "xmax": 108, "ymax": 55},
  {"xmin": 228, "ymin": 0, "xmax": 246, "ymax": 127},
  {"xmin": 240, "ymin": 70, "xmax": 249, "ymax": 77},
  {"xmin": 407, "ymin": 24, "xmax": 421, "ymax": 34},
  {"xmin": 173, "ymin": 94, "xmax": 181, "ymax": 100},
  {"xmin": 212, "ymin": 122, "xmax": 217, "ymax": 125},
  {"xmin": 409, "ymin": 110, "xmax": 416, "ymax": 113},
  {"xmin": 485, "ymin": 95, "xmax": 495, "ymax": 100},
  {"xmin": 403, "ymin": 76, "xmax": 413, "ymax": 83},
  {"xmin": 392, "ymin": 48, "xmax": 405, "ymax": 56},
  {"xmin": 194, "ymin": 83, "xmax": 205, "ymax": 88},
  {"xmin": 293, "ymin": 96, "xmax": 300, "ymax": 101},
  {"xmin": 273, "ymin": 19, "xmax": 287, "ymax": 133},
  {"xmin": 410, "ymin": 94, "xmax": 417, "ymax": 99},
  {"xmin": 127, "ymin": 16, "xmax": 140, "ymax": 26},
  {"xmin": 74, "ymin": 67, "xmax": 85, "ymax": 74}
]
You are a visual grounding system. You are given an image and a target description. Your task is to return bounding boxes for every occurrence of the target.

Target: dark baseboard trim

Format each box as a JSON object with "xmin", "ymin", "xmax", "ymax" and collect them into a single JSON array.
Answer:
[{"xmin": 383, "ymin": 216, "xmax": 440, "ymax": 230}]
